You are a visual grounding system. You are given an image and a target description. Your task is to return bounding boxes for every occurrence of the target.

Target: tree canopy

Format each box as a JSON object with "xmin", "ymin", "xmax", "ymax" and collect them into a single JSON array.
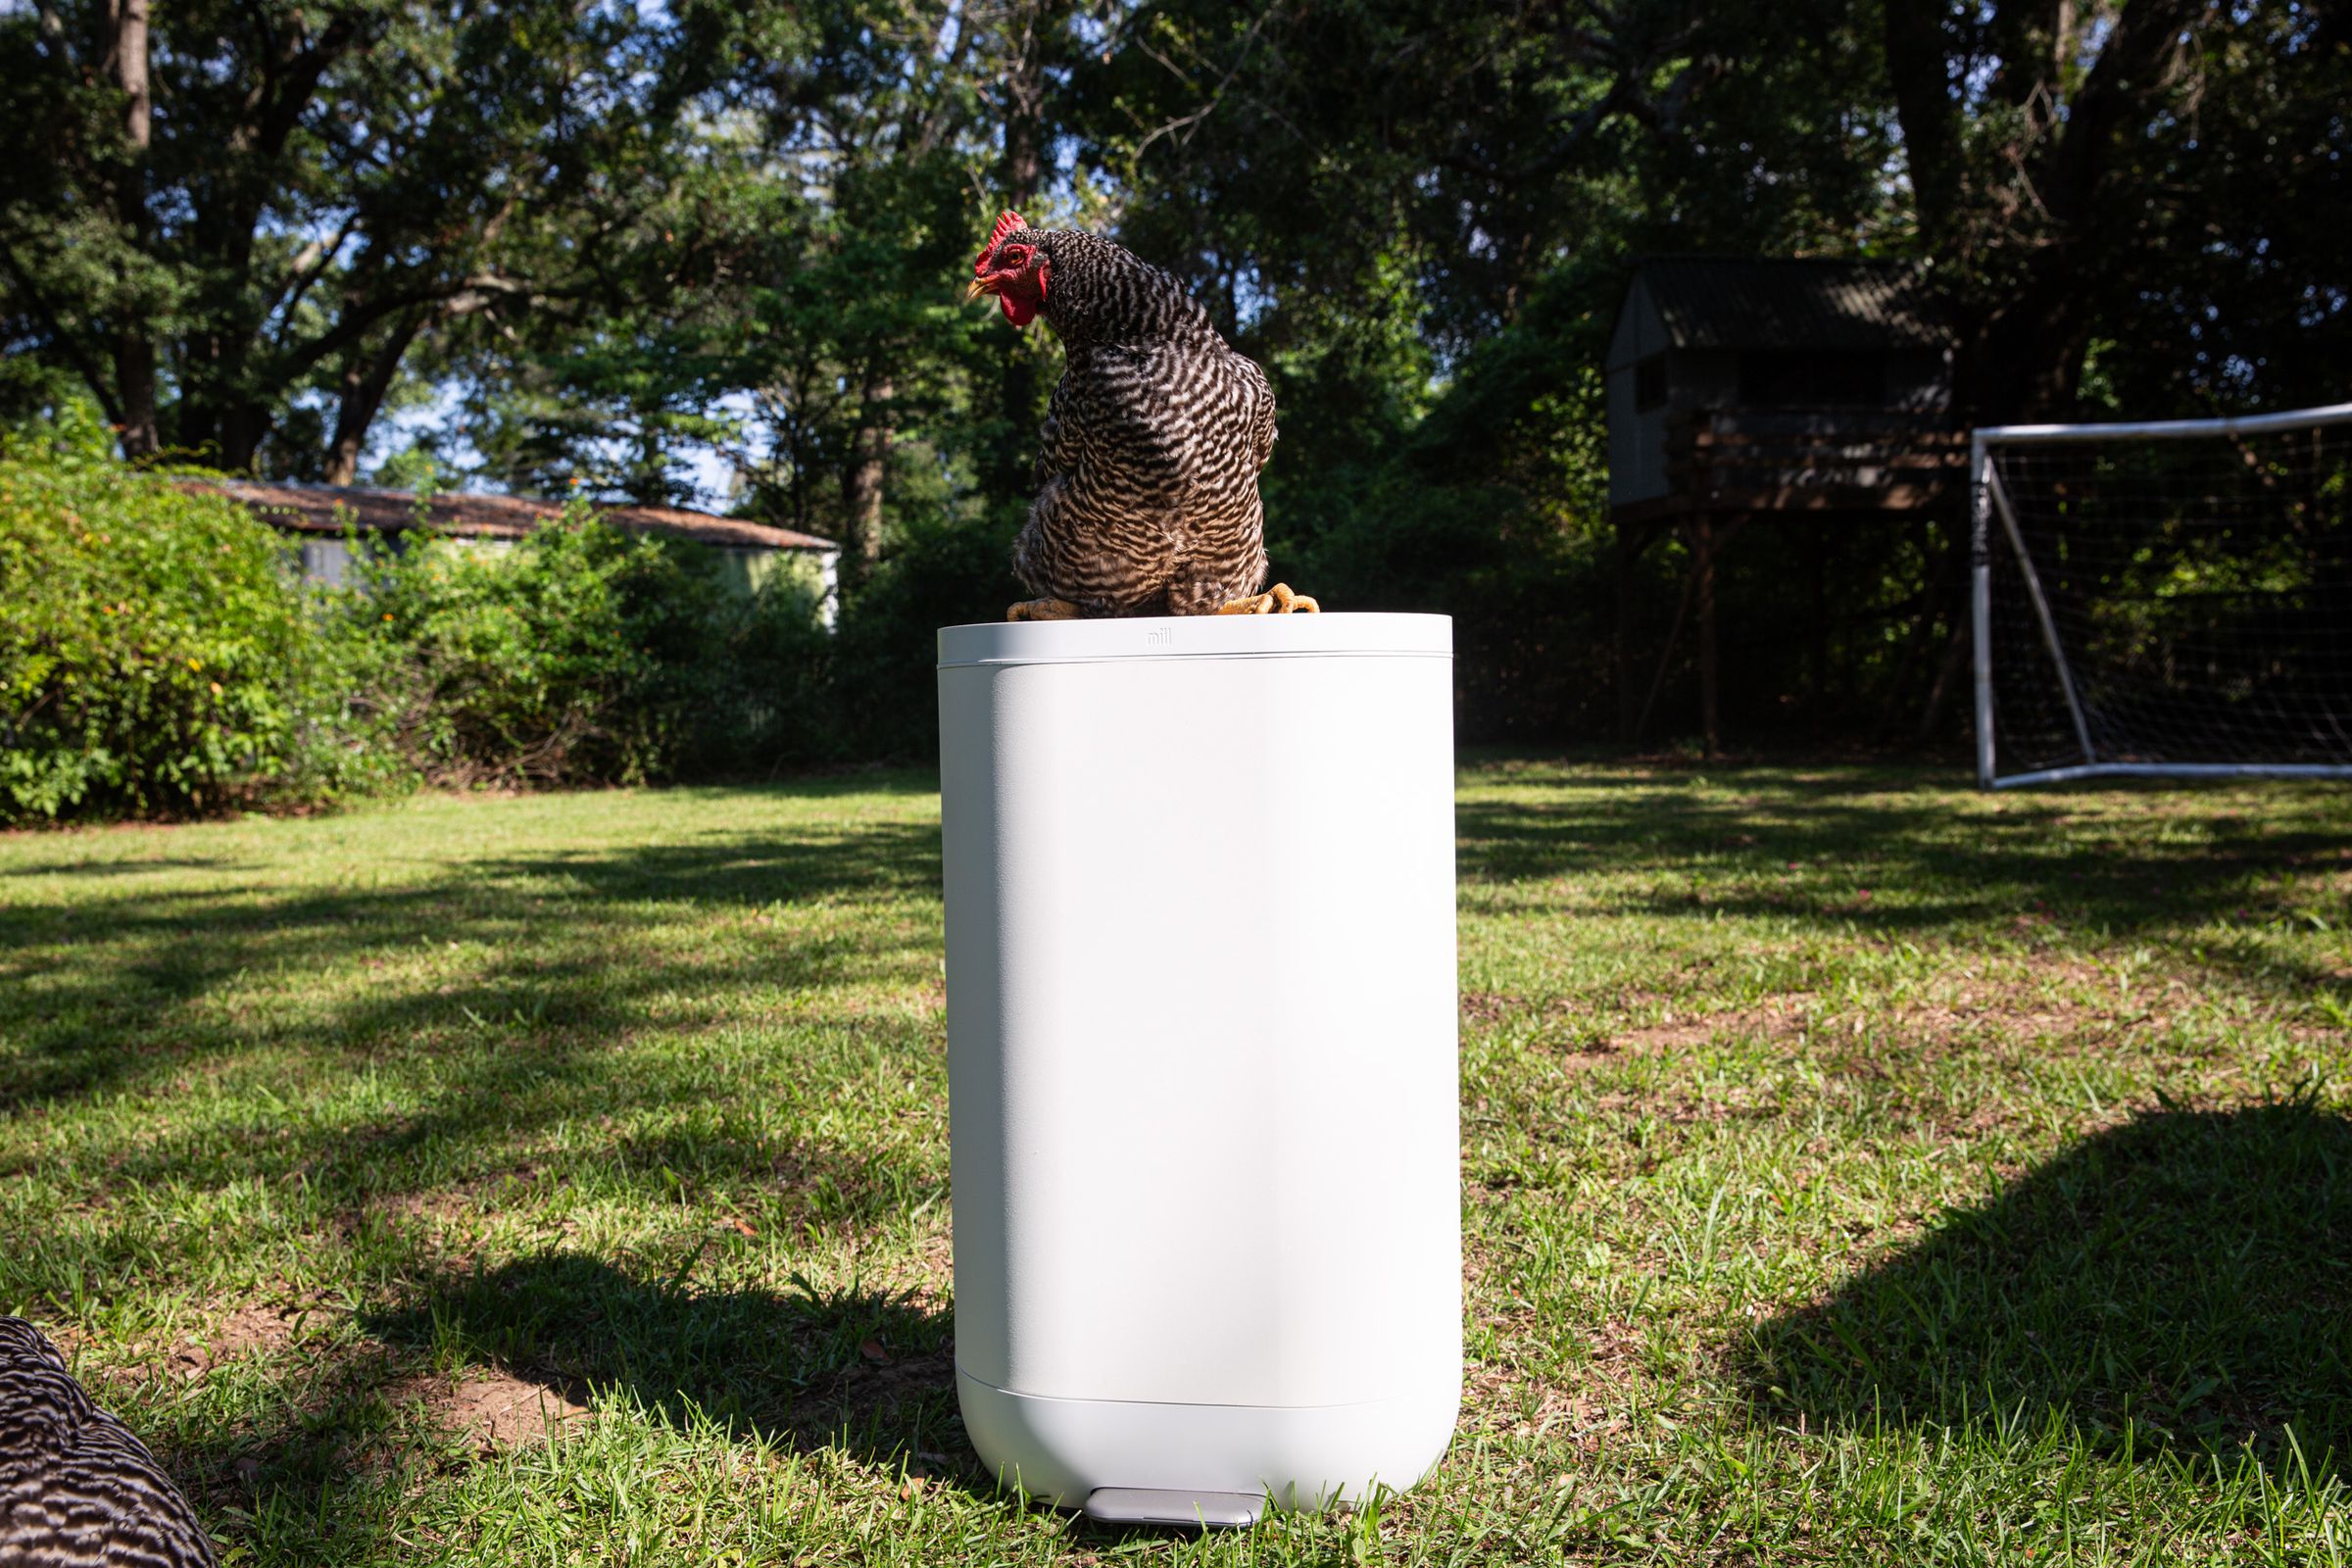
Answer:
[{"xmin": 4, "ymin": 0, "xmax": 2341, "ymax": 744}]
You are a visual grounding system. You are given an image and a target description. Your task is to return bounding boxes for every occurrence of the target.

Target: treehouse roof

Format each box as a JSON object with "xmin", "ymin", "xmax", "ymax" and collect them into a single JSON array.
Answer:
[{"xmin": 1627, "ymin": 257, "xmax": 1948, "ymax": 354}]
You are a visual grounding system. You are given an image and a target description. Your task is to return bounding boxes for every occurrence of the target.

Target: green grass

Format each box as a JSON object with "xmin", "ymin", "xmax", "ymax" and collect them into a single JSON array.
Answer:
[{"xmin": 2, "ymin": 760, "xmax": 2349, "ymax": 1565}]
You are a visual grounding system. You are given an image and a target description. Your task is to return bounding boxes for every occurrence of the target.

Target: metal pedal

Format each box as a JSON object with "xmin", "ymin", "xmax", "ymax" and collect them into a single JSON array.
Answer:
[{"xmin": 1082, "ymin": 1487, "xmax": 1263, "ymax": 1529}]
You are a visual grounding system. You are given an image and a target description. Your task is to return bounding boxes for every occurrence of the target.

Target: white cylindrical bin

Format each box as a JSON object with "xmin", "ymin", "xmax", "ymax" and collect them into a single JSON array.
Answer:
[{"xmin": 937, "ymin": 613, "xmax": 1460, "ymax": 1527}]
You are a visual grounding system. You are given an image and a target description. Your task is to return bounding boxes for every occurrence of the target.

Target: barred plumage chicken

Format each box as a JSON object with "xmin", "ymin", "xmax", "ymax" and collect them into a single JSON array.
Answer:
[
  {"xmin": 0, "ymin": 1317, "xmax": 218, "ymax": 1568},
  {"xmin": 966, "ymin": 211, "xmax": 1316, "ymax": 620}
]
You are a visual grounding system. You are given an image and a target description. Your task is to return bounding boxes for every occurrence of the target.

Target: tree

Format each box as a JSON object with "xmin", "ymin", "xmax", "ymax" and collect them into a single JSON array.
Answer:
[
  {"xmin": 0, "ymin": 0, "xmax": 741, "ymax": 476},
  {"xmin": 1877, "ymin": 0, "xmax": 2319, "ymax": 420},
  {"xmin": 6, "ymin": 0, "xmax": 2334, "ymax": 750}
]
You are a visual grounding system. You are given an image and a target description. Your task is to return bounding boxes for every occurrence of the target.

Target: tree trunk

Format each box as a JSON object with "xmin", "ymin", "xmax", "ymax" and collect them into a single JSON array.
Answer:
[
  {"xmin": 324, "ymin": 312, "xmax": 427, "ymax": 486},
  {"xmin": 1614, "ymin": 522, "xmax": 1639, "ymax": 738},
  {"xmin": 1809, "ymin": 523, "xmax": 1829, "ymax": 735},
  {"xmin": 1695, "ymin": 515, "xmax": 1719, "ymax": 758},
  {"xmin": 1916, "ymin": 622, "xmax": 1972, "ymax": 744},
  {"xmin": 839, "ymin": 374, "xmax": 893, "ymax": 590},
  {"xmin": 982, "ymin": 0, "xmax": 1061, "ymax": 517},
  {"xmin": 1886, "ymin": 0, "xmax": 2210, "ymax": 426},
  {"xmin": 175, "ymin": 382, "xmax": 270, "ymax": 475},
  {"xmin": 1001, "ymin": 1, "xmax": 1053, "ymax": 209},
  {"xmin": 108, "ymin": 0, "xmax": 159, "ymax": 458},
  {"xmin": 1881, "ymin": 1, "xmax": 1959, "ymax": 242}
]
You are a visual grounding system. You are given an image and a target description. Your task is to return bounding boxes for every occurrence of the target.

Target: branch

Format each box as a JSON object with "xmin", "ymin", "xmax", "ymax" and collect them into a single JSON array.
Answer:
[
  {"xmin": 0, "ymin": 244, "xmax": 124, "ymax": 428},
  {"xmin": 1131, "ymin": 5, "xmax": 1280, "ymax": 162},
  {"xmin": 282, "ymin": 271, "xmax": 544, "ymax": 375},
  {"xmin": 252, "ymin": 12, "xmax": 367, "ymax": 163},
  {"xmin": 2035, "ymin": 0, "xmax": 2213, "ymax": 225},
  {"xmin": 323, "ymin": 306, "xmax": 427, "ymax": 484},
  {"xmin": 439, "ymin": 273, "xmax": 548, "ymax": 319},
  {"xmin": 901, "ymin": 3, "xmax": 973, "ymax": 161},
  {"xmin": 264, "ymin": 209, "xmax": 361, "ymax": 344},
  {"xmin": 1493, "ymin": 4, "xmax": 1721, "ymax": 182}
]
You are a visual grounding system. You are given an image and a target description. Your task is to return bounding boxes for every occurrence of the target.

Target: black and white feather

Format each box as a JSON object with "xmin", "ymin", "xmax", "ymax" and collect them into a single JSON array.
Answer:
[
  {"xmin": 981, "ymin": 220, "xmax": 1280, "ymax": 617},
  {"xmin": 0, "ymin": 1317, "xmax": 217, "ymax": 1568}
]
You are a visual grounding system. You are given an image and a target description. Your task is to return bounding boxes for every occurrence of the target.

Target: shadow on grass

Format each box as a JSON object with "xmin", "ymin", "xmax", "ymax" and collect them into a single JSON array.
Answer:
[
  {"xmin": 132, "ymin": 1124, "xmax": 957, "ymax": 1557},
  {"xmin": 1455, "ymin": 765, "xmax": 2352, "ymax": 1001},
  {"xmin": 132, "ymin": 1264, "xmax": 961, "ymax": 1565},
  {"xmin": 0, "ymin": 810, "xmax": 944, "ymax": 1108},
  {"xmin": 363, "ymin": 1252, "xmax": 967, "ymax": 1480},
  {"xmin": 1737, "ymin": 1101, "xmax": 2352, "ymax": 1481},
  {"xmin": 1, "ymin": 855, "xmax": 256, "ymax": 877}
]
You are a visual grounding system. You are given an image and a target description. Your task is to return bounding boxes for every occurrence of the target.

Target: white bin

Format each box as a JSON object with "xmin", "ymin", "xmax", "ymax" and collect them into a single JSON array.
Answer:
[{"xmin": 937, "ymin": 612, "xmax": 1460, "ymax": 1527}]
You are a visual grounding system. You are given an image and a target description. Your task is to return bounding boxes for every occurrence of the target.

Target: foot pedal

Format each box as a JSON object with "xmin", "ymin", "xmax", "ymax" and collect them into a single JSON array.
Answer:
[{"xmin": 1082, "ymin": 1488, "xmax": 1262, "ymax": 1529}]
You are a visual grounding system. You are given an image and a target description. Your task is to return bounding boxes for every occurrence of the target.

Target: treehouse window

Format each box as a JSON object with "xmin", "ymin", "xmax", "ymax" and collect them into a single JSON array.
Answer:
[{"xmin": 1633, "ymin": 354, "xmax": 1667, "ymax": 412}]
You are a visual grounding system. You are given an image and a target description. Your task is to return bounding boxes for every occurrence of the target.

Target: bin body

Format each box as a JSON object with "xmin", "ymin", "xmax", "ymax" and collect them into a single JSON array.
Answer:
[{"xmin": 938, "ymin": 613, "xmax": 1459, "ymax": 1512}]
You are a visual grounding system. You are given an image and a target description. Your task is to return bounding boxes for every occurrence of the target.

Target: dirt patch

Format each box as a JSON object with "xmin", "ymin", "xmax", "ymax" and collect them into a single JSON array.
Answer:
[
  {"xmin": 903, "ymin": 1228, "xmax": 955, "ymax": 1312},
  {"xmin": 1610, "ymin": 1013, "xmax": 1725, "ymax": 1053},
  {"xmin": 1464, "ymin": 988, "xmax": 1815, "ymax": 1060},
  {"xmin": 208, "ymin": 1302, "xmax": 302, "ymax": 1361},
  {"xmin": 1460, "ymin": 1314, "xmax": 1650, "ymax": 1444},
  {"xmin": 365, "ymin": 1188, "xmax": 480, "ymax": 1227},
  {"xmin": 156, "ymin": 1299, "xmax": 314, "ymax": 1378},
  {"xmin": 1598, "ymin": 961, "xmax": 2198, "ymax": 1066},
  {"xmin": 392, "ymin": 1369, "xmax": 593, "ymax": 1450},
  {"xmin": 345, "ymin": 1155, "xmax": 565, "ymax": 1234},
  {"xmin": 1607, "ymin": 992, "xmax": 1819, "ymax": 1054},
  {"xmin": 1460, "ymin": 991, "xmax": 1524, "ymax": 1025}
]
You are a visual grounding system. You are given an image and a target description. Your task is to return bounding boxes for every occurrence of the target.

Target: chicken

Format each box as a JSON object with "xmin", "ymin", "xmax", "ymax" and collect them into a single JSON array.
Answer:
[
  {"xmin": 966, "ymin": 210, "xmax": 1317, "ymax": 620},
  {"xmin": 0, "ymin": 1316, "xmax": 218, "ymax": 1566}
]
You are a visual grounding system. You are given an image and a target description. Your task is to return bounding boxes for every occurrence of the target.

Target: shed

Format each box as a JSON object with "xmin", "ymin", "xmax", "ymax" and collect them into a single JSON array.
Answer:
[
  {"xmin": 1603, "ymin": 258, "xmax": 1961, "ymax": 749},
  {"xmin": 191, "ymin": 479, "xmax": 840, "ymax": 616}
]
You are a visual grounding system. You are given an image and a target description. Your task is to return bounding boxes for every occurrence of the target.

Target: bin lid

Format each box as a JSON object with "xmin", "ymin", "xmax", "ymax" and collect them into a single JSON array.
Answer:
[{"xmin": 936, "ymin": 612, "xmax": 1451, "ymax": 668}]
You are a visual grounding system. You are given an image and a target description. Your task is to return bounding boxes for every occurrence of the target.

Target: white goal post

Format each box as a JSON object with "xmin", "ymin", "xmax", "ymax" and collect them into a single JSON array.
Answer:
[{"xmin": 1972, "ymin": 401, "xmax": 2352, "ymax": 789}]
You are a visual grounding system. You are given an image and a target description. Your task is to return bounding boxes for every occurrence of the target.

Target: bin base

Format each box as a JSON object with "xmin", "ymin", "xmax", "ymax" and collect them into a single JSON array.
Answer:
[{"xmin": 956, "ymin": 1366, "xmax": 1459, "ymax": 1512}]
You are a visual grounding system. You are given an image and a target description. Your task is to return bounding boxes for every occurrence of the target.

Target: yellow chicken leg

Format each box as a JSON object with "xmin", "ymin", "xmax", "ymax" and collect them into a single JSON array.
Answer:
[
  {"xmin": 1006, "ymin": 598, "xmax": 1082, "ymax": 621},
  {"xmin": 1216, "ymin": 582, "xmax": 1320, "ymax": 615}
]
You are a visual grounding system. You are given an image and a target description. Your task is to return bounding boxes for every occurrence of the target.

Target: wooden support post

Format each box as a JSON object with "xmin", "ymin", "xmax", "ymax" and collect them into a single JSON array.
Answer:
[
  {"xmin": 1696, "ymin": 514, "xmax": 1719, "ymax": 758},
  {"xmin": 1614, "ymin": 522, "xmax": 1638, "ymax": 738},
  {"xmin": 1809, "ymin": 522, "xmax": 1829, "ymax": 732},
  {"xmin": 1634, "ymin": 536, "xmax": 1695, "ymax": 749}
]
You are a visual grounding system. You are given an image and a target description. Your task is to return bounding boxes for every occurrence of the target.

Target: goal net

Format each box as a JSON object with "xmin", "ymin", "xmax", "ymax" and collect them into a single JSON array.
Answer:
[{"xmin": 1973, "ymin": 402, "xmax": 2352, "ymax": 788}]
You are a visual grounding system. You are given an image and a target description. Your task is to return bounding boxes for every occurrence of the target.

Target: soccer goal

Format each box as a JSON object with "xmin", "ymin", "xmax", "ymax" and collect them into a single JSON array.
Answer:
[{"xmin": 1972, "ymin": 401, "xmax": 2352, "ymax": 789}]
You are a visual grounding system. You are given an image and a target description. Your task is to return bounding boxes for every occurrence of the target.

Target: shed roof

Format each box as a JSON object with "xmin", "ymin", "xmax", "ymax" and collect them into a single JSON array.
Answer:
[
  {"xmin": 1632, "ymin": 257, "xmax": 1947, "ymax": 352},
  {"xmin": 189, "ymin": 479, "xmax": 837, "ymax": 553}
]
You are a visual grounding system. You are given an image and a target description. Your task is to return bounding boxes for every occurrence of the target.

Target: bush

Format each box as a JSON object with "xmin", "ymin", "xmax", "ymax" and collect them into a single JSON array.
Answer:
[
  {"xmin": 352, "ymin": 515, "xmax": 671, "ymax": 786},
  {"xmin": 830, "ymin": 513, "xmax": 1024, "ymax": 761},
  {"xmin": 1, "ymin": 407, "xmax": 844, "ymax": 823},
  {"xmin": 347, "ymin": 508, "xmax": 840, "ymax": 787},
  {"xmin": 0, "ymin": 410, "xmax": 386, "ymax": 822},
  {"xmin": 692, "ymin": 567, "xmax": 839, "ymax": 775}
]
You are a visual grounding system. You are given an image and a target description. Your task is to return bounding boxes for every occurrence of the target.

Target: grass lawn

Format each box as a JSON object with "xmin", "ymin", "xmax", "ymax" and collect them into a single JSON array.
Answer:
[{"xmin": 3, "ymin": 760, "xmax": 2349, "ymax": 1565}]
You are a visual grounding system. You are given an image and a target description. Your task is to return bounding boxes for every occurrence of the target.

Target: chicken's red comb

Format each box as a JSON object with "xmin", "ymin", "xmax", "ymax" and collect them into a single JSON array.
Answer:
[{"xmin": 974, "ymin": 209, "xmax": 1025, "ymax": 274}]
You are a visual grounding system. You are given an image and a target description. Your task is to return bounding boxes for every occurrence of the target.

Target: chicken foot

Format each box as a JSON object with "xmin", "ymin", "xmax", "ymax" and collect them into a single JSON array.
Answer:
[
  {"xmin": 1005, "ymin": 598, "xmax": 1083, "ymax": 621},
  {"xmin": 1215, "ymin": 582, "xmax": 1320, "ymax": 615}
]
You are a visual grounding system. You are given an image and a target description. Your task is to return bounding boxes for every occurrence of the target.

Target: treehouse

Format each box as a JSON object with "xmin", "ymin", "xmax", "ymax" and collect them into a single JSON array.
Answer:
[{"xmin": 1604, "ymin": 257, "xmax": 1961, "ymax": 748}]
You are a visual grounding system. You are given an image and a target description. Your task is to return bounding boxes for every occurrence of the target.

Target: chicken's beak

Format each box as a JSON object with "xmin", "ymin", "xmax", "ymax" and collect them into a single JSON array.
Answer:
[{"xmin": 964, "ymin": 276, "xmax": 999, "ymax": 304}]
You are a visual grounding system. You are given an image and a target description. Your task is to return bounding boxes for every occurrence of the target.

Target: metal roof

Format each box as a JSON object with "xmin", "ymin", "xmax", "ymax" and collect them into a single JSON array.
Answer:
[
  {"xmin": 1632, "ymin": 256, "xmax": 1947, "ymax": 352},
  {"xmin": 188, "ymin": 479, "xmax": 837, "ymax": 553}
]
